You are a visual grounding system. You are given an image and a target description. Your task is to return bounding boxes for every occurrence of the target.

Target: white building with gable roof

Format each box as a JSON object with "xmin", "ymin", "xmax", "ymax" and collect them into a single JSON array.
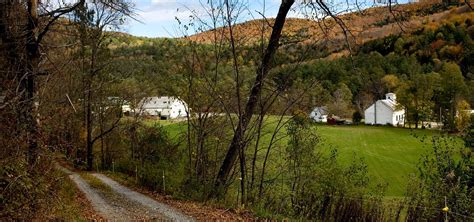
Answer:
[{"xmin": 364, "ymin": 93, "xmax": 405, "ymax": 126}]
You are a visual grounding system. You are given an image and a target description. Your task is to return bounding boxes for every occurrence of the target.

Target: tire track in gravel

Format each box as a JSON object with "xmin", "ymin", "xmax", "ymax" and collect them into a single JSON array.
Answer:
[
  {"xmin": 92, "ymin": 173, "xmax": 194, "ymax": 222},
  {"xmin": 68, "ymin": 173, "xmax": 121, "ymax": 219}
]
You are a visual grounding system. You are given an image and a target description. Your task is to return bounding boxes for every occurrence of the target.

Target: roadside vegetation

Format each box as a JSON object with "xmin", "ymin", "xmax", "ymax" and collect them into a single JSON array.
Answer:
[{"xmin": 1, "ymin": 161, "xmax": 94, "ymax": 220}]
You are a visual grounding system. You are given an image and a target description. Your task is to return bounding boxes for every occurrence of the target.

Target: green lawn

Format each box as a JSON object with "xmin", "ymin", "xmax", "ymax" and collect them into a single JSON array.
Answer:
[
  {"xmin": 154, "ymin": 117, "xmax": 441, "ymax": 197},
  {"xmin": 316, "ymin": 125, "xmax": 438, "ymax": 196}
]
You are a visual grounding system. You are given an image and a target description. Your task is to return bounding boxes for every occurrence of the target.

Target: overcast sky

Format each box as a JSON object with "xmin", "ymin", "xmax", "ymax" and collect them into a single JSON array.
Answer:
[{"xmin": 124, "ymin": 0, "xmax": 410, "ymax": 38}]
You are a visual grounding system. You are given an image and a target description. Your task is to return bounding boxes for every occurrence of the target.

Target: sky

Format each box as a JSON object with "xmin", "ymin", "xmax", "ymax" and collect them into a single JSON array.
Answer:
[
  {"xmin": 124, "ymin": 0, "xmax": 411, "ymax": 38},
  {"xmin": 125, "ymin": 0, "xmax": 282, "ymax": 38}
]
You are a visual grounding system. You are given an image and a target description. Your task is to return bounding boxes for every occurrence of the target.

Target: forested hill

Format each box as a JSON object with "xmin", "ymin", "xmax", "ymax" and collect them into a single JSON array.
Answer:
[
  {"xmin": 186, "ymin": 2, "xmax": 468, "ymax": 53},
  {"xmin": 109, "ymin": 2, "xmax": 471, "ymax": 60},
  {"xmin": 107, "ymin": 2, "xmax": 473, "ymax": 129}
]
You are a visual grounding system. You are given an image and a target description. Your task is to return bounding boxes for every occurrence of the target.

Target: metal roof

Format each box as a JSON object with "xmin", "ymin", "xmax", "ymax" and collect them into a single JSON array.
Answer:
[{"xmin": 139, "ymin": 96, "xmax": 176, "ymax": 109}]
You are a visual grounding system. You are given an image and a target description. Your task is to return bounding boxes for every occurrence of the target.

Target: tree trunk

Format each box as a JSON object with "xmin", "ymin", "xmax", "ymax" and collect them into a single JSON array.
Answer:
[
  {"xmin": 25, "ymin": 0, "xmax": 40, "ymax": 167},
  {"xmin": 239, "ymin": 146, "xmax": 246, "ymax": 206},
  {"xmin": 100, "ymin": 114, "xmax": 105, "ymax": 169},
  {"xmin": 249, "ymin": 113, "xmax": 264, "ymax": 199},
  {"xmin": 415, "ymin": 99, "xmax": 419, "ymax": 129},
  {"xmin": 85, "ymin": 18, "xmax": 98, "ymax": 171},
  {"xmin": 212, "ymin": 0, "xmax": 295, "ymax": 197},
  {"xmin": 407, "ymin": 109, "xmax": 411, "ymax": 129},
  {"xmin": 86, "ymin": 77, "xmax": 93, "ymax": 170},
  {"xmin": 130, "ymin": 122, "xmax": 137, "ymax": 159}
]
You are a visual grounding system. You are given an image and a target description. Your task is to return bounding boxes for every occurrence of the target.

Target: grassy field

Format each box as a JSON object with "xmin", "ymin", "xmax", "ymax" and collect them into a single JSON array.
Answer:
[
  {"xmin": 316, "ymin": 125, "xmax": 438, "ymax": 196},
  {"xmin": 152, "ymin": 117, "xmax": 440, "ymax": 197}
]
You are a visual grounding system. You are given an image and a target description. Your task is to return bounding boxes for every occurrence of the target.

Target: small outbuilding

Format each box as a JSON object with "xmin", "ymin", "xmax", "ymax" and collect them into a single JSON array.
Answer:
[
  {"xmin": 106, "ymin": 97, "xmax": 131, "ymax": 114},
  {"xmin": 310, "ymin": 106, "xmax": 328, "ymax": 123},
  {"xmin": 364, "ymin": 93, "xmax": 405, "ymax": 126}
]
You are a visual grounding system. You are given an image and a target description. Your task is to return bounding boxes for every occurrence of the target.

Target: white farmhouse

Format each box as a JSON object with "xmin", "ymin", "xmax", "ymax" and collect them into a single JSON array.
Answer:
[
  {"xmin": 139, "ymin": 96, "xmax": 188, "ymax": 119},
  {"xmin": 309, "ymin": 106, "xmax": 328, "ymax": 123},
  {"xmin": 364, "ymin": 93, "xmax": 405, "ymax": 126}
]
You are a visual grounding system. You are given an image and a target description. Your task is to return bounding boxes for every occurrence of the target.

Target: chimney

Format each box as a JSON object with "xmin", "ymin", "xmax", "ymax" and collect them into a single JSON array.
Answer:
[{"xmin": 386, "ymin": 93, "xmax": 396, "ymax": 102}]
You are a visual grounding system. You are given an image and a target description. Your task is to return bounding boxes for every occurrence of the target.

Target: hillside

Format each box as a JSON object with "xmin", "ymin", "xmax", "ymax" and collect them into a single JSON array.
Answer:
[
  {"xmin": 187, "ymin": 2, "xmax": 471, "ymax": 57},
  {"xmin": 104, "ymin": 3, "xmax": 472, "ymax": 61}
]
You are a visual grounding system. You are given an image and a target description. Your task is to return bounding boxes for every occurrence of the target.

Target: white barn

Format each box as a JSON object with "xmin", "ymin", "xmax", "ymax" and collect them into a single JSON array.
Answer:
[
  {"xmin": 310, "ymin": 106, "xmax": 328, "ymax": 123},
  {"xmin": 364, "ymin": 93, "xmax": 405, "ymax": 126},
  {"xmin": 139, "ymin": 96, "xmax": 188, "ymax": 119}
]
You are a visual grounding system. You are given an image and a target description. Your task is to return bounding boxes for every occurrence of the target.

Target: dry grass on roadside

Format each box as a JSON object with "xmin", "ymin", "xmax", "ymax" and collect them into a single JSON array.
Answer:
[
  {"xmin": 79, "ymin": 172, "xmax": 113, "ymax": 193},
  {"xmin": 30, "ymin": 167, "xmax": 105, "ymax": 221}
]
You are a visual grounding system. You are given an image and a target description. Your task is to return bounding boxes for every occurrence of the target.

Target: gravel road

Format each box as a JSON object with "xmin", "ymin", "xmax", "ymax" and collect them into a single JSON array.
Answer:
[
  {"xmin": 92, "ymin": 173, "xmax": 193, "ymax": 221},
  {"xmin": 60, "ymin": 166, "xmax": 194, "ymax": 221}
]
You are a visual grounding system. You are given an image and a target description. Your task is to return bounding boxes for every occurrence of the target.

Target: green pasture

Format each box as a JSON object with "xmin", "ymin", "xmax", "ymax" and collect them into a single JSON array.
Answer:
[{"xmin": 150, "ymin": 116, "xmax": 441, "ymax": 196}]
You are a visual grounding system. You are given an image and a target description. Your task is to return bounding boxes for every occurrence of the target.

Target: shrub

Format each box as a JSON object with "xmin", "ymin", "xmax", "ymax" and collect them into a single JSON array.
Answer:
[
  {"xmin": 110, "ymin": 122, "xmax": 184, "ymax": 195},
  {"xmin": 353, "ymin": 111, "xmax": 363, "ymax": 125},
  {"xmin": 462, "ymin": 115, "xmax": 474, "ymax": 148},
  {"xmin": 1, "ymin": 156, "xmax": 83, "ymax": 220},
  {"xmin": 405, "ymin": 136, "xmax": 473, "ymax": 221}
]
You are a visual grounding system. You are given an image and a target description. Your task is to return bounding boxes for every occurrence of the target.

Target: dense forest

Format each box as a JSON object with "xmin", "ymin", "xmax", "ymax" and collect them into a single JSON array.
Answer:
[{"xmin": 1, "ymin": 0, "xmax": 473, "ymax": 220}]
